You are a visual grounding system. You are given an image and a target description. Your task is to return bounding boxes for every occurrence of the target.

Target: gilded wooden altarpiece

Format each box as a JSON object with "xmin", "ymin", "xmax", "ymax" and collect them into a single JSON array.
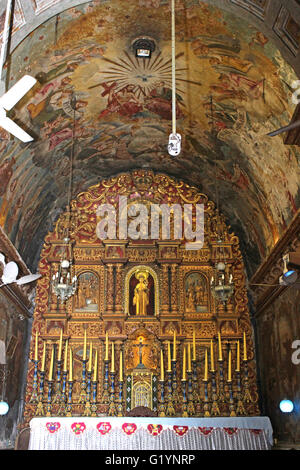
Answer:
[{"xmin": 23, "ymin": 170, "xmax": 260, "ymax": 423}]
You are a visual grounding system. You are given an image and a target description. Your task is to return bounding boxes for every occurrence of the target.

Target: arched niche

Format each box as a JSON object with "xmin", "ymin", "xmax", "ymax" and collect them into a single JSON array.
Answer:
[
  {"xmin": 124, "ymin": 265, "xmax": 159, "ymax": 317},
  {"xmin": 184, "ymin": 271, "xmax": 210, "ymax": 314},
  {"xmin": 73, "ymin": 270, "xmax": 99, "ymax": 313}
]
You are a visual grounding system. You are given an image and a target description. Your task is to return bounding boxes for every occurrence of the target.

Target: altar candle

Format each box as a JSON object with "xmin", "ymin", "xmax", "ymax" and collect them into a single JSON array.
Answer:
[
  {"xmin": 218, "ymin": 332, "xmax": 223, "ymax": 361},
  {"xmin": 58, "ymin": 329, "xmax": 63, "ymax": 361},
  {"xmin": 34, "ymin": 331, "xmax": 38, "ymax": 361},
  {"xmin": 193, "ymin": 329, "xmax": 196, "ymax": 361},
  {"xmin": 167, "ymin": 341, "xmax": 171, "ymax": 372},
  {"xmin": 83, "ymin": 329, "xmax": 87, "ymax": 361},
  {"xmin": 210, "ymin": 340, "xmax": 215, "ymax": 372},
  {"xmin": 119, "ymin": 350, "xmax": 123, "ymax": 382},
  {"xmin": 243, "ymin": 332, "xmax": 247, "ymax": 361},
  {"xmin": 105, "ymin": 331, "xmax": 108, "ymax": 360},
  {"xmin": 48, "ymin": 344, "xmax": 54, "ymax": 381},
  {"xmin": 93, "ymin": 350, "xmax": 98, "ymax": 382},
  {"xmin": 111, "ymin": 342, "xmax": 115, "ymax": 373},
  {"xmin": 41, "ymin": 341, "xmax": 46, "ymax": 372},
  {"xmin": 160, "ymin": 349, "xmax": 164, "ymax": 381},
  {"xmin": 228, "ymin": 349, "xmax": 232, "ymax": 382},
  {"xmin": 236, "ymin": 341, "xmax": 240, "ymax": 372},
  {"xmin": 88, "ymin": 342, "xmax": 92, "ymax": 372},
  {"xmin": 69, "ymin": 347, "xmax": 73, "ymax": 382},
  {"xmin": 182, "ymin": 346, "xmax": 186, "ymax": 381},
  {"xmin": 173, "ymin": 331, "xmax": 176, "ymax": 361},
  {"xmin": 204, "ymin": 349, "xmax": 208, "ymax": 381},
  {"xmin": 63, "ymin": 340, "xmax": 68, "ymax": 371},
  {"xmin": 187, "ymin": 343, "xmax": 191, "ymax": 372}
]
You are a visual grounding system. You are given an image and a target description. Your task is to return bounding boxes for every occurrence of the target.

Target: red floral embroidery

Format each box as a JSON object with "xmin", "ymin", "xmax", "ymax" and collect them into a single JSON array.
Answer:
[
  {"xmin": 224, "ymin": 427, "xmax": 238, "ymax": 435},
  {"xmin": 147, "ymin": 424, "xmax": 163, "ymax": 436},
  {"xmin": 46, "ymin": 422, "xmax": 60, "ymax": 433},
  {"xmin": 97, "ymin": 422, "xmax": 112, "ymax": 435},
  {"xmin": 173, "ymin": 425, "xmax": 189, "ymax": 436},
  {"xmin": 122, "ymin": 423, "xmax": 137, "ymax": 435},
  {"xmin": 198, "ymin": 426, "xmax": 213, "ymax": 435},
  {"xmin": 250, "ymin": 429, "xmax": 262, "ymax": 435},
  {"xmin": 71, "ymin": 422, "xmax": 86, "ymax": 435}
]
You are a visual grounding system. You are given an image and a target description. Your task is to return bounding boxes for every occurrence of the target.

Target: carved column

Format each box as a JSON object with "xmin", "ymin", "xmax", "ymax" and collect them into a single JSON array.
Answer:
[
  {"xmin": 106, "ymin": 264, "xmax": 114, "ymax": 314},
  {"xmin": 115, "ymin": 264, "xmax": 123, "ymax": 314},
  {"xmin": 161, "ymin": 264, "xmax": 170, "ymax": 314},
  {"xmin": 50, "ymin": 263, "xmax": 58, "ymax": 312},
  {"xmin": 170, "ymin": 264, "xmax": 178, "ymax": 314}
]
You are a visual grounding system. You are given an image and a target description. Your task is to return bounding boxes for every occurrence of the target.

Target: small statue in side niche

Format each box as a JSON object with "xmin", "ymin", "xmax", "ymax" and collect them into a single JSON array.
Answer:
[{"xmin": 186, "ymin": 282, "xmax": 196, "ymax": 312}]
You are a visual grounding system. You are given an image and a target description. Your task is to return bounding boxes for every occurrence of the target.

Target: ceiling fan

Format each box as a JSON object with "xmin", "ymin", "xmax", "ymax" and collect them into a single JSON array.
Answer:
[
  {"xmin": 250, "ymin": 253, "xmax": 300, "ymax": 290},
  {"xmin": 268, "ymin": 82, "xmax": 300, "ymax": 137},
  {"xmin": 0, "ymin": 253, "xmax": 41, "ymax": 288},
  {"xmin": 267, "ymin": 119, "xmax": 300, "ymax": 137},
  {"xmin": 0, "ymin": 0, "xmax": 37, "ymax": 142}
]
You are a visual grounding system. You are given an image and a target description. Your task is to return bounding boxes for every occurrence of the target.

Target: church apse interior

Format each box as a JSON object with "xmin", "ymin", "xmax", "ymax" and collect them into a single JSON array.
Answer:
[{"xmin": 0, "ymin": 0, "xmax": 300, "ymax": 451}]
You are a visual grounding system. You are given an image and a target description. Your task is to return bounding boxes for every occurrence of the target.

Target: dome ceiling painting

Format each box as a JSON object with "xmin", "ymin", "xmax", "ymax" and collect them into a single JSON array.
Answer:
[{"xmin": 0, "ymin": 0, "xmax": 299, "ymax": 276}]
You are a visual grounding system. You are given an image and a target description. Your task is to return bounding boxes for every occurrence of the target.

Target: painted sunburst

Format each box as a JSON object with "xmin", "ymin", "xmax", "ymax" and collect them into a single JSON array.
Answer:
[{"xmin": 89, "ymin": 50, "xmax": 202, "ymax": 99}]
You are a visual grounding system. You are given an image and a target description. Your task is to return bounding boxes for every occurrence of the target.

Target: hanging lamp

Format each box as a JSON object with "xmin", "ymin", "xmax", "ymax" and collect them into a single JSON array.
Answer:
[
  {"xmin": 51, "ymin": 95, "xmax": 78, "ymax": 304},
  {"xmin": 209, "ymin": 96, "xmax": 234, "ymax": 305}
]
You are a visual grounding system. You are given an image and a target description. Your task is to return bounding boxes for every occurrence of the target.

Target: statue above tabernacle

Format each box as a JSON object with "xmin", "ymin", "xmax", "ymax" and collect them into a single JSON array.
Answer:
[{"xmin": 133, "ymin": 270, "xmax": 149, "ymax": 316}]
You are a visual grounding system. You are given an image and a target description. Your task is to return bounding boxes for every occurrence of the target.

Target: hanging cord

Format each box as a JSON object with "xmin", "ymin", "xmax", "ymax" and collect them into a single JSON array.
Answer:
[
  {"xmin": 171, "ymin": 0, "xmax": 176, "ymax": 135},
  {"xmin": 0, "ymin": 0, "xmax": 13, "ymax": 84},
  {"xmin": 211, "ymin": 95, "xmax": 219, "ymax": 221},
  {"xmin": 65, "ymin": 95, "xmax": 76, "ymax": 242},
  {"xmin": 211, "ymin": 96, "xmax": 228, "ymax": 272},
  {"xmin": 168, "ymin": 0, "xmax": 181, "ymax": 156}
]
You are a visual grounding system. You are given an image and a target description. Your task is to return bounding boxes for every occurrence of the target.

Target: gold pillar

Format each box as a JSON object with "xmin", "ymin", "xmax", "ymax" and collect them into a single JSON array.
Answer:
[
  {"xmin": 170, "ymin": 264, "xmax": 178, "ymax": 313},
  {"xmin": 106, "ymin": 264, "xmax": 114, "ymax": 314},
  {"xmin": 161, "ymin": 264, "xmax": 170, "ymax": 314},
  {"xmin": 50, "ymin": 263, "xmax": 58, "ymax": 312},
  {"xmin": 115, "ymin": 264, "xmax": 123, "ymax": 314}
]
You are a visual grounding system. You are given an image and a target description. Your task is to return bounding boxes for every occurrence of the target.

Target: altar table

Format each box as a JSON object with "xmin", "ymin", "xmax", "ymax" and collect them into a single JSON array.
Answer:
[{"xmin": 28, "ymin": 416, "xmax": 273, "ymax": 450}]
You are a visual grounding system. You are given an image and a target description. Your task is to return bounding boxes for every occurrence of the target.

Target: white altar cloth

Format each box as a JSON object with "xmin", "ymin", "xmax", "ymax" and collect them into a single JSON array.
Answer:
[{"xmin": 29, "ymin": 416, "xmax": 273, "ymax": 450}]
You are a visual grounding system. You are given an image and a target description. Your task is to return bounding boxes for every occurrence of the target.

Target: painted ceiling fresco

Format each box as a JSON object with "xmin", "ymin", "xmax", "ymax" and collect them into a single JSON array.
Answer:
[{"xmin": 0, "ymin": 0, "xmax": 299, "ymax": 276}]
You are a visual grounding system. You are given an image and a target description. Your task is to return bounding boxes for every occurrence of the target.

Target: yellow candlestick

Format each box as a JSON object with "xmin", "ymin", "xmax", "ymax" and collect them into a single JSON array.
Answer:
[
  {"xmin": 210, "ymin": 340, "xmax": 215, "ymax": 372},
  {"xmin": 187, "ymin": 343, "xmax": 192, "ymax": 372},
  {"xmin": 105, "ymin": 331, "xmax": 108, "ymax": 360},
  {"xmin": 58, "ymin": 329, "xmax": 63, "ymax": 361},
  {"xmin": 93, "ymin": 350, "xmax": 98, "ymax": 382},
  {"xmin": 193, "ymin": 329, "xmax": 196, "ymax": 361},
  {"xmin": 243, "ymin": 332, "xmax": 247, "ymax": 361},
  {"xmin": 204, "ymin": 349, "xmax": 208, "ymax": 381},
  {"xmin": 173, "ymin": 331, "xmax": 176, "ymax": 361},
  {"xmin": 69, "ymin": 347, "xmax": 73, "ymax": 382},
  {"xmin": 41, "ymin": 341, "xmax": 46, "ymax": 372},
  {"xmin": 228, "ymin": 349, "xmax": 232, "ymax": 382},
  {"xmin": 34, "ymin": 331, "xmax": 38, "ymax": 361},
  {"xmin": 63, "ymin": 340, "xmax": 68, "ymax": 372},
  {"xmin": 83, "ymin": 329, "xmax": 87, "ymax": 361},
  {"xmin": 119, "ymin": 350, "xmax": 123, "ymax": 382},
  {"xmin": 182, "ymin": 346, "xmax": 186, "ymax": 381},
  {"xmin": 218, "ymin": 332, "xmax": 223, "ymax": 361},
  {"xmin": 88, "ymin": 342, "xmax": 92, "ymax": 372},
  {"xmin": 111, "ymin": 342, "xmax": 115, "ymax": 372},
  {"xmin": 160, "ymin": 349, "xmax": 164, "ymax": 381},
  {"xmin": 48, "ymin": 344, "xmax": 54, "ymax": 381},
  {"xmin": 236, "ymin": 341, "xmax": 240, "ymax": 372},
  {"xmin": 167, "ymin": 341, "xmax": 171, "ymax": 372}
]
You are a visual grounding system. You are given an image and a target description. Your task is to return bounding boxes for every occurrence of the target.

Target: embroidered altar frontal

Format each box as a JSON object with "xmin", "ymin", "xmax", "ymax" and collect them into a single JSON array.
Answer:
[
  {"xmin": 29, "ymin": 417, "xmax": 272, "ymax": 450},
  {"xmin": 24, "ymin": 171, "xmax": 260, "ymax": 424}
]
